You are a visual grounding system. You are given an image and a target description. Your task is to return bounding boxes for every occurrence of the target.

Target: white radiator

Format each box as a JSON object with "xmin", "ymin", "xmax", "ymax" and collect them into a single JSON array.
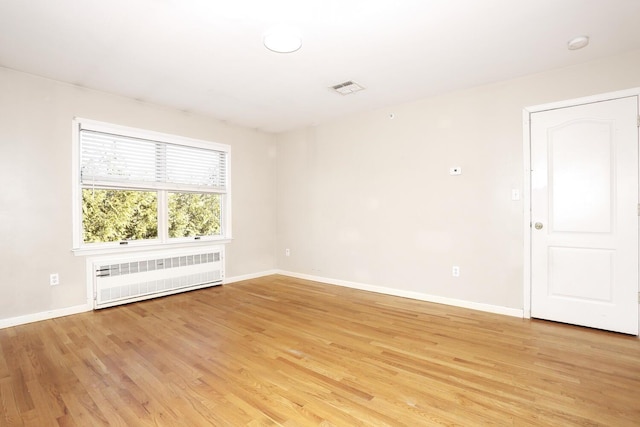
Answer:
[{"xmin": 91, "ymin": 246, "xmax": 224, "ymax": 309}]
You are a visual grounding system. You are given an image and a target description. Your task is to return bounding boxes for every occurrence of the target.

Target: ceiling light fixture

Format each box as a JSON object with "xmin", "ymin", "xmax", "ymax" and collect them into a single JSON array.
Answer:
[
  {"xmin": 263, "ymin": 27, "xmax": 302, "ymax": 53},
  {"xmin": 567, "ymin": 35, "xmax": 589, "ymax": 50}
]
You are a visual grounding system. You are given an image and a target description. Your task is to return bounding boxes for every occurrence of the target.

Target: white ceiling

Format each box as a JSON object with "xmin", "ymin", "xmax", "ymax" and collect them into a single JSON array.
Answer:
[{"xmin": 1, "ymin": 0, "xmax": 639, "ymax": 133}]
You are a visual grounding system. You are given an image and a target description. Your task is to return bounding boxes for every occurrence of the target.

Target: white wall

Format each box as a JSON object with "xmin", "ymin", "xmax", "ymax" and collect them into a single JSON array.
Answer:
[
  {"xmin": 276, "ymin": 49, "xmax": 640, "ymax": 311},
  {"xmin": 3, "ymin": 49, "xmax": 640, "ymax": 326},
  {"xmin": 0, "ymin": 67, "xmax": 277, "ymax": 323}
]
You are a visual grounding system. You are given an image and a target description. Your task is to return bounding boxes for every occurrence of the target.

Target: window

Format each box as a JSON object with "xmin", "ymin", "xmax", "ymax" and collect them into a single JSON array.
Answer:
[{"xmin": 73, "ymin": 119, "xmax": 230, "ymax": 251}]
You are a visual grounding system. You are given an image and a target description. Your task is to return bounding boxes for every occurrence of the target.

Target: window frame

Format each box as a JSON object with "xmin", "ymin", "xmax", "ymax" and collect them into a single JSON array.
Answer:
[{"xmin": 72, "ymin": 118, "xmax": 232, "ymax": 255}]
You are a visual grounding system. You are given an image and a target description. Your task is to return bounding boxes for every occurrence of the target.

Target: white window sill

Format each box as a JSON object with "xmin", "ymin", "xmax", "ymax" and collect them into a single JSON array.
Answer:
[{"xmin": 72, "ymin": 239, "xmax": 232, "ymax": 257}]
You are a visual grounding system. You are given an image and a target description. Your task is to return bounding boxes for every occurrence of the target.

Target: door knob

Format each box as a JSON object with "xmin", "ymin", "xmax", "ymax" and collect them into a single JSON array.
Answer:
[{"xmin": 534, "ymin": 222, "xmax": 543, "ymax": 230}]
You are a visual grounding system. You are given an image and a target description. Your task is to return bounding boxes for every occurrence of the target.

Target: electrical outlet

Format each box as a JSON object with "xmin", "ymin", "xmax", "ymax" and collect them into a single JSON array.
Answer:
[
  {"xmin": 452, "ymin": 266, "xmax": 460, "ymax": 277},
  {"xmin": 285, "ymin": 248, "xmax": 290, "ymax": 257},
  {"xmin": 50, "ymin": 273, "xmax": 59, "ymax": 286}
]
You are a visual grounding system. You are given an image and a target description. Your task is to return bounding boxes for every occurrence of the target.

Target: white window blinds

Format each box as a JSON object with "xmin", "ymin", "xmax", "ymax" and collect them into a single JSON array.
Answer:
[{"xmin": 80, "ymin": 129, "xmax": 227, "ymax": 192}]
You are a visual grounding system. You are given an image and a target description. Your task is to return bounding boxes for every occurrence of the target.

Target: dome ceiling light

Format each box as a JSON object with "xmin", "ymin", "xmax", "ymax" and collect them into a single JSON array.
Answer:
[
  {"xmin": 263, "ymin": 27, "xmax": 302, "ymax": 53},
  {"xmin": 567, "ymin": 35, "xmax": 589, "ymax": 50}
]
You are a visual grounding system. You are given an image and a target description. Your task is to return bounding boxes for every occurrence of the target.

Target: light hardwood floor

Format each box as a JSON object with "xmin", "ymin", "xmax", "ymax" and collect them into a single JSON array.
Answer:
[{"xmin": 1, "ymin": 275, "xmax": 639, "ymax": 426}]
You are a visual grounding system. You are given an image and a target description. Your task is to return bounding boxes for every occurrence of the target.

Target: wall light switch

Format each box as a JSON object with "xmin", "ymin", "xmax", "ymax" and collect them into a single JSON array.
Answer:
[{"xmin": 511, "ymin": 189, "xmax": 520, "ymax": 200}]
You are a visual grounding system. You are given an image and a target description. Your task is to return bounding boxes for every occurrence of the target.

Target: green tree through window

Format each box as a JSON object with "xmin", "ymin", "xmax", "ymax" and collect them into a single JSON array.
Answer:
[
  {"xmin": 82, "ymin": 189, "xmax": 158, "ymax": 243},
  {"xmin": 169, "ymin": 193, "xmax": 221, "ymax": 238}
]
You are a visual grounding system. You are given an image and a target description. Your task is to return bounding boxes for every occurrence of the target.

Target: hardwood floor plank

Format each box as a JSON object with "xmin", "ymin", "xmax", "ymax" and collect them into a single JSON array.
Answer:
[
  {"xmin": 1, "ymin": 274, "xmax": 640, "ymax": 425},
  {"xmin": 0, "ymin": 377, "xmax": 24, "ymax": 427}
]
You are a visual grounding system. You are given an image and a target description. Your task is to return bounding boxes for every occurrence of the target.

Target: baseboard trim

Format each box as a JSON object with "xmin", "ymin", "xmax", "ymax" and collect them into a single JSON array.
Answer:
[
  {"xmin": 0, "ymin": 303, "xmax": 92, "ymax": 330},
  {"xmin": 224, "ymin": 269, "xmax": 280, "ymax": 284},
  {"xmin": 0, "ymin": 269, "xmax": 523, "ymax": 329},
  {"xmin": 277, "ymin": 270, "xmax": 524, "ymax": 318},
  {"xmin": 0, "ymin": 269, "xmax": 277, "ymax": 329}
]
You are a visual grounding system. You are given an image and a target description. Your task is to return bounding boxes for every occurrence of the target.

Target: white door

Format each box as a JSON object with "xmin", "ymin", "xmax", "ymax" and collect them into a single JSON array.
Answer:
[{"xmin": 530, "ymin": 96, "xmax": 639, "ymax": 335}]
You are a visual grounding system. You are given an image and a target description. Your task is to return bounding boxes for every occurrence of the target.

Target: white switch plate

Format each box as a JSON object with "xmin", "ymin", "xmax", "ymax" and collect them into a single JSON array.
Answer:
[
  {"xmin": 285, "ymin": 248, "xmax": 290, "ymax": 257},
  {"xmin": 50, "ymin": 273, "xmax": 59, "ymax": 286},
  {"xmin": 511, "ymin": 189, "xmax": 520, "ymax": 200},
  {"xmin": 452, "ymin": 266, "xmax": 460, "ymax": 277},
  {"xmin": 449, "ymin": 167, "xmax": 462, "ymax": 175}
]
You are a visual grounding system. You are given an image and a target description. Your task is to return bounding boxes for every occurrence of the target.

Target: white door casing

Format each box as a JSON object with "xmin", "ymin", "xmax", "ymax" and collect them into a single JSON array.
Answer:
[{"xmin": 527, "ymin": 94, "xmax": 638, "ymax": 335}]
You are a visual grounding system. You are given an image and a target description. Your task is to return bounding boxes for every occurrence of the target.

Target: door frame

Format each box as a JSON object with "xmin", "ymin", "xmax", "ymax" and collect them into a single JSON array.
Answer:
[{"xmin": 522, "ymin": 87, "xmax": 640, "ymax": 319}]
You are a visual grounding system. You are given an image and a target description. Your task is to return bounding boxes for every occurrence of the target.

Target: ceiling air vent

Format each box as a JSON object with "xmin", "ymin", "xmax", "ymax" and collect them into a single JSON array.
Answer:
[{"xmin": 330, "ymin": 80, "xmax": 365, "ymax": 95}]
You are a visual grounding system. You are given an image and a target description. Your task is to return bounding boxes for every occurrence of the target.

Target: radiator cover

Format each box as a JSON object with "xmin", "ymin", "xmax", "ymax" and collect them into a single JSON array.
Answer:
[{"xmin": 91, "ymin": 246, "xmax": 224, "ymax": 309}]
